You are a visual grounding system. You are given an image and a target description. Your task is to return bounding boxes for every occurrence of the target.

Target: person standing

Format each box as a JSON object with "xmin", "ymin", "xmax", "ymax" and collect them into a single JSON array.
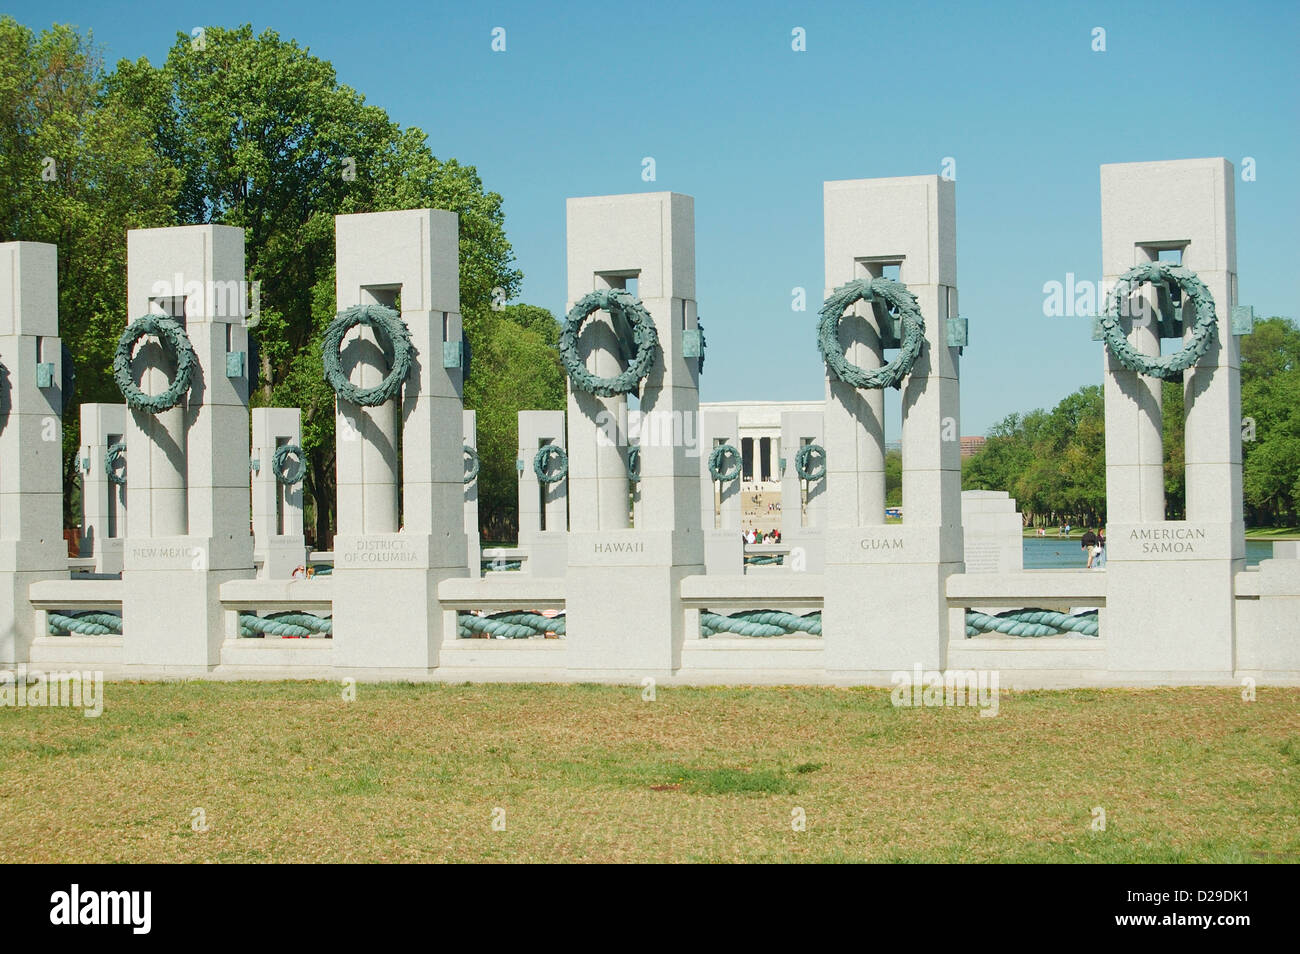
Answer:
[{"xmin": 1080, "ymin": 528, "xmax": 1099, "ymax": 568}]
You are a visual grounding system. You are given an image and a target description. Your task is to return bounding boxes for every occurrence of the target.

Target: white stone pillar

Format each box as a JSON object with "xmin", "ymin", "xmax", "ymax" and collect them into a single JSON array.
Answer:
[
  {"xmin": 1100, "ymin": 158, "xmax": 1243, "ymax": 678},
  {"xmin": 564, "ymin": 192, "xmax": 704, "ymax": 676},
  {"xmin": 330, "ymin": 209, "xmax": 468, "ymax": 670},
  {"xmin": 464, "ymin": 409, "xmax": 480, "ymax": 577},
  {"xmin": 821, "ymin": 176, "xmax": 963, "ymax": 675},
  {"xmin": 121, "ymin": 225, "xmax": 254, "ymax": 671},
  {"xmin": 517, "ymin": 409, "xmax": 567, "ymax": 576},
  {"xmin": 79, "ymin": 402, "xmax": 127, "ymax": 575},
  {"xmin": 825, "ymin": 264, "xmax": 886, "ymax": 526},
  {"xmin": 960, "ymin": 490, "xmax": 1024, "ymax": 573},
  {"xmin": 780, "ymin": 411, "xmax": 826, "ymax": 572},
  {"xmin": 334, "ymin": 286, "xmax": 400, "ymax": 536},
  {"xmin": 251, "ymin": 407, "xmax": 307, "ymax": 579},
  {"xmin": 567, "ymin": 282, "xmax": 630, "ymax": 534},
  {"xmin": 1104, "ymin": 242, "xmax": 1166, "ymax": 523},
  {"xmin": 698, "ymin": 409, "xmax": 742, "ymax": 574},
  {"xmin": 0, "ymin": 242, "xmax": 68, "ymax": 665}
]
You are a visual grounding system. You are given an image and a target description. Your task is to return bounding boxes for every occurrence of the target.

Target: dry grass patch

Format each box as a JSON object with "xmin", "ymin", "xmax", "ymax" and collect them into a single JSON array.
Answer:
[{"xmin": 0, "ymin": 682, "xmax": 1296, "ymax": 863}]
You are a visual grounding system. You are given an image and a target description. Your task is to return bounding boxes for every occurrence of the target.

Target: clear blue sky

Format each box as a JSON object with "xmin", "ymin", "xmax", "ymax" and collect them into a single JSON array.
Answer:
[{"xmin": 13, "ymin": 0, "xmax": 1300, "ymax": 434}]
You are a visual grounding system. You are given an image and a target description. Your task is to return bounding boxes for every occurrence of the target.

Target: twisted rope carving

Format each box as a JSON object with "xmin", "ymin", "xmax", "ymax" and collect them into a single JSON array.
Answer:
[
  {"xmin": 700, "ymin": 609, "xmax": 822, "ymax": 637},
  {"xmin": 239, "ymin": 612, "xmax": 333, "ymax": 638},
  {"xmin": 458, "ymin": 611, "xmax": 565, "ymax": 639},
  {"xmin": 48, "ymin": 611, "xmax": 123, "ymax": 636},
  {"xmin": 965, "ymin": 608, "xmax": 1099, "ymax": 638}
]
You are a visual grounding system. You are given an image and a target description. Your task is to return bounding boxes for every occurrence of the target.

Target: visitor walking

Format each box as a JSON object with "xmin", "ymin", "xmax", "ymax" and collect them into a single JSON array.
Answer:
[{"xmin": 1080, "ymin": 528, "xmax": 1102, "ymax": 569}]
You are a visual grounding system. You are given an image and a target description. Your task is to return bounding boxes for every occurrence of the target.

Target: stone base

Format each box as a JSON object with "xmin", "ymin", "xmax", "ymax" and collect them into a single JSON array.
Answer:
[
  {"xmin": 782, "ymin": 527, "xmax": 824, "ymax": 573},
  {"xmin": 82, "ymin": 537, "xmax": 124, "ymax": 576},
  {"xmin": 1106, "ymin": 557, "xmax": 1240, "ymax": 675},
  {"xmin": 703, "ymin": 528, "xmax": 742, "ymax": 575},
  {"xmin": 520, "ymin": 530, "xmax": 567, "ymax": 577},
  {"xmin": 0, "ymin": 567, "xmax": 70, "ymax": 665},
  {"xmin": 565, "ymin": 529, "xmax": 703, "ymax": 675},
  {"xmin": 119, "ymin": 534, "xmax": 253, "ymax": 669},
  {"xmin": 122, "ymin": 569, "xmax": 250, "ymax": 669},
  {"xmin": 822, "ymin": 526, "xmax": 959, "ymax": 672},
  {"xmin": 331, "ymin": 565, "xmax": 466, "ymax": 669},
  {"xmin": 255, "ymin": 538, "xmax": 309, "ymax": 580}
]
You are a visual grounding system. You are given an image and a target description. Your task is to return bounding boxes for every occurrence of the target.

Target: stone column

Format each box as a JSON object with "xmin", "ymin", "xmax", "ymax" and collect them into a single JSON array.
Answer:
[
  {"xmin": 567, "ymin": 278, "xmax": 630, "ymax": 534},
  {"xmin": 564, "ymin": 192, "xmax": 704, "ymax": 676},
  {"xmin": 0, "ymin": 242, "xmax": 68, "ymax": 665},
  {"xmin": 1100, "ymin": 158, "xmax": 1243, "ymax": 678},
  {"xmin": 517, "ymin": 409, "xmax": 567, "ymax": 576},
  {"xmin": 825, "ymin": 265, "xmax": 886, "ymax": 527},
  {"xmin": 251, "ymin": 407, "xmax": 307, "ymax": 579},
  {"xmin": 330, "ymin": 209, "xmax": 468, "ymax": 670},
  {"xmin": 463, "ymin": 409, "xmax": 480, "ymax": 576},
  {"xmin": 821, "ymin": 176, "xmax": 963, "ymax": 676},
  {"xmin": 121, "ymin": 225, "xmax": 254, "ymax": 671},
  {"xmin": 79, "ymin": 402, "xmax": 127, "ymax": 575},
  {"xmin": 698, "ymin": 409, "xmax": 742, "ymax": 574},
  {"xmin": 780, "ymin": 411, "xmax": 826, "ymax": 572}
]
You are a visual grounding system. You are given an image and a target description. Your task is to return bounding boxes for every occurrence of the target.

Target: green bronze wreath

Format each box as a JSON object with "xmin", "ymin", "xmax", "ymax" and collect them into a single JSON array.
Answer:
[
  {"xmin": 322, "ymin": 304, "xmax": 413, "ymax": 406},
  {"xmin": 626, "ymin": 446, "xmax": 641, "ymax": 484},
  {"xmin": 708, "ymin": 443, "xmax": 742, "ymax": 483},
  {"xmin": 559, "ymin": 289, "xmax": 660, "ymax": 397},
  {"xmin": 795, "ymin": 443, "xmax": 826, "ymax": 482},
  {"xmin": 271, "ymin": 443, "xmax": 307, "ymax": 486},
  {"xmin": 1099, "ymin": 262, "xmax": 1218, "ymax": 380},
  {"xmin": 105, "ymin": 441, "xmax": 126, "ymax": 486},
  {"xmin": 534, "ymin": 443, "xmax": 568, "ymax": 484},
  {"xmin": 113, "ymin": 315, "xmax": 198, "ymax": 413},
  {"xmin": 464, "ymin": 444, "xmax": 480, "ymax": 484},
  {"xmin": 817, "ymin": 278, "xmax": 925, "ymax": 390}
]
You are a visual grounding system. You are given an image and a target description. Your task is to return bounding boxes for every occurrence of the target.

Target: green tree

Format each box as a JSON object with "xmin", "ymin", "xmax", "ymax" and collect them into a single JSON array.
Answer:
[
  {"xmin": 1241, "ymin": 317, "xmax": 1300, "ymax": 524},
  {"xmin": 494, "ymin": 303, "xmax": 561, "ymax": 347},
  {"xmin": 884, "ymin": 450, "xmax": 902, "ymax": 507},
  {"xmin": 965, "ymin": 318, "xmax": 1300, "ymax": 531},
  {"xmin": 1162, "ymin": 380, "xmax": 1185, "ymax": 519},
  {"xmin": 0, "ymin": 17, "xmax": 180, "ymax": 523},
  {"xmin": 469, "ymin": 306, "xmax": 565, "ymax": 539},
  {"xmin": 112, "ymin": 25, "xmax": 523, "ymax": 543},
  {"xmin": 963, "ymin": 387, "xmax": 1105, "ymax": 528}
]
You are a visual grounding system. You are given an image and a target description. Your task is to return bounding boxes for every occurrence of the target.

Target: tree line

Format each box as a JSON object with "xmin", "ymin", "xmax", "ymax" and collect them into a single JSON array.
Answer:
[
  {"xmin": 0, "ymin": 19, "xmax": 565, "ymax": 544},
  {"xmin": 962, "ymin": 317, "xmax": 1300, "ymax": 528},
  {"xmin": 6, "ymin": 19, "xmax": 1296, "ymax": 542}
]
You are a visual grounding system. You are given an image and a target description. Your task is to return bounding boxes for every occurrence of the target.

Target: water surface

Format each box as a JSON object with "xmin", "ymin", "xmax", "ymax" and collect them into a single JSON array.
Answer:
[{"xmin": 1022, "ymin": 537, "xmax": 1274, "ymax": 569}]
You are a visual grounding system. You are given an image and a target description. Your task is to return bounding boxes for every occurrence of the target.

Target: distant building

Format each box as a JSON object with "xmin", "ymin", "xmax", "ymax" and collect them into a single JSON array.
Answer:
[
  {"xmin": 960, "ymin": 436, "xmax": 986, "ymax": 459},
  {"xmin": 698, "ymin": 399, "xmax": 822, "ymax": 532},
  {"xmin": 698, "ymin": 399, "xmax": 822, "ymax": 493}
]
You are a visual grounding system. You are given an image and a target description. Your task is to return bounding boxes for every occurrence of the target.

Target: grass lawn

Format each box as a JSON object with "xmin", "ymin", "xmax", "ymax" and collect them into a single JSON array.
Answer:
[
  {"xmin": 1022, "ymin": 527, "xmax": 1300, "ymax": 541},
  {"xmin": 1245, "ymin": 527, "xmax": 1300, "ymax": 540},
  {"xmin": 1, "ymin": 681, "xmax": 1297, "ymax": 863}
]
